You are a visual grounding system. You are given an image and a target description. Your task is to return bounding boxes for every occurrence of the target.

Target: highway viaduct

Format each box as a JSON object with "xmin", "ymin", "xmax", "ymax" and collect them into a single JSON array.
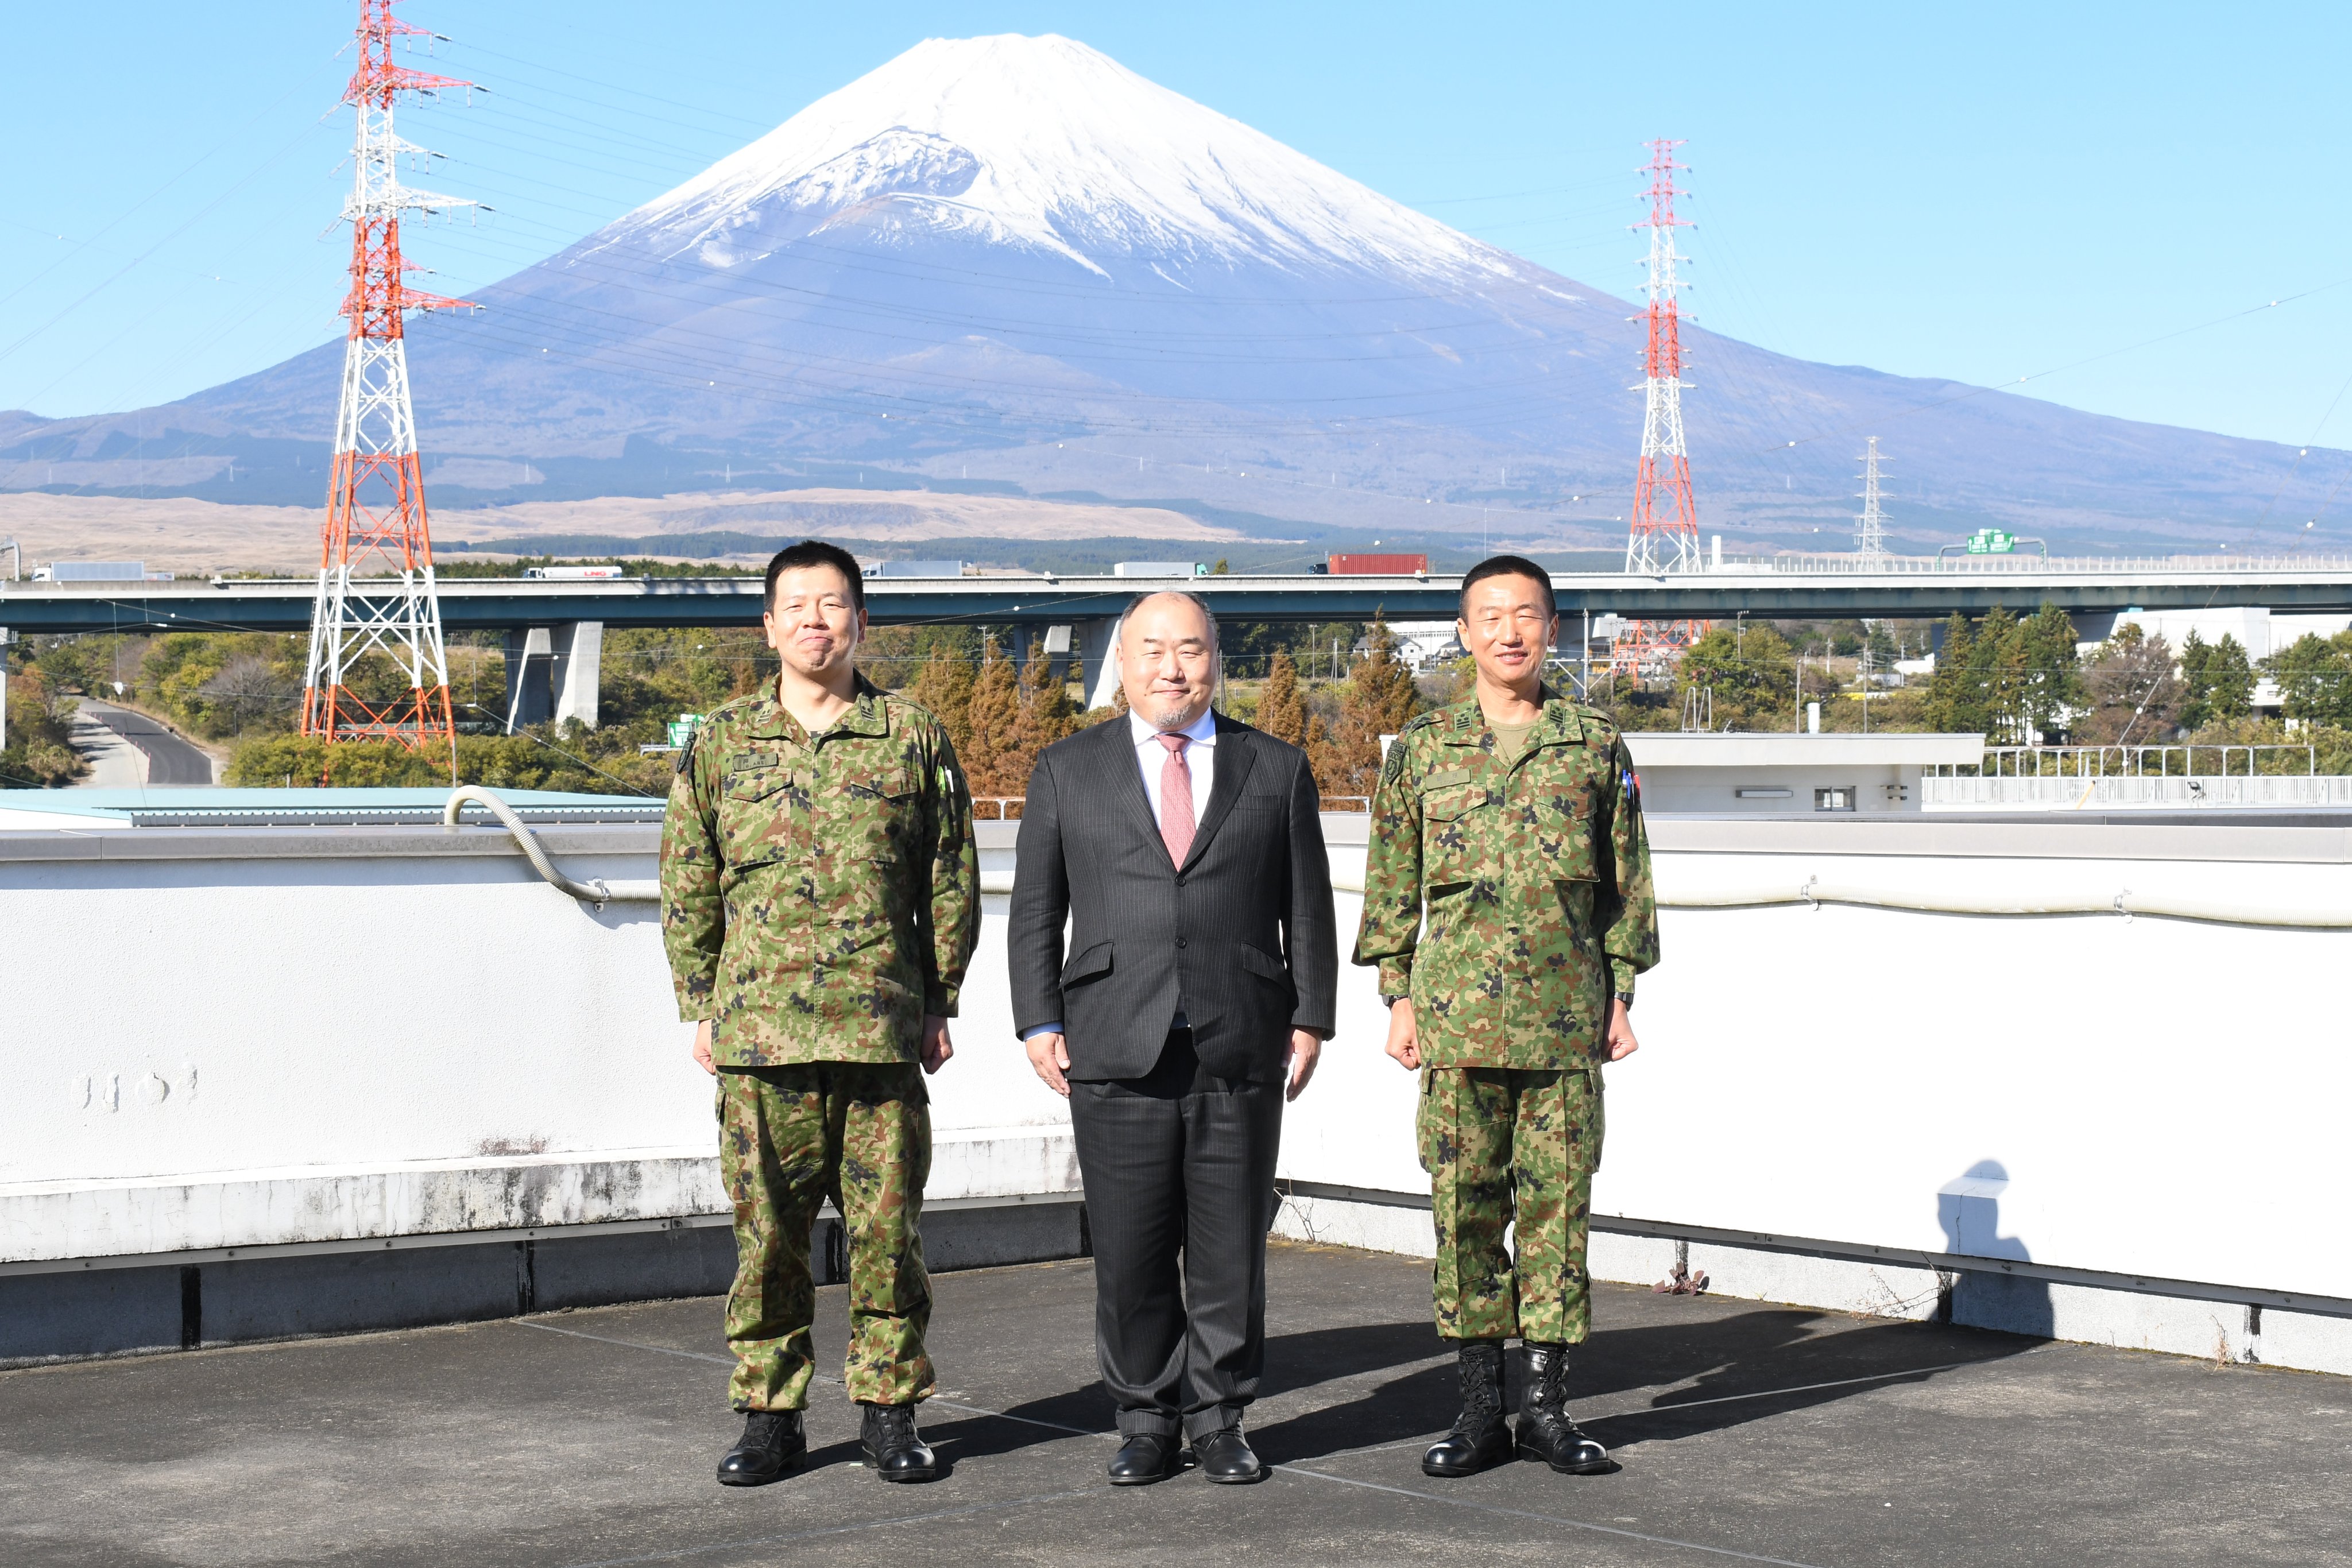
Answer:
[{"xmin": 9, "ymin": 559, "xmax": 2352, "ymax": 718}]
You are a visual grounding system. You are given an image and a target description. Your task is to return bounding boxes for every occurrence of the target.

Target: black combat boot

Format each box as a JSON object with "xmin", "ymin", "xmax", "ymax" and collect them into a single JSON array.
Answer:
[
  {"xmin": 1515, "ymin": 1342, "xmax": 1611, "ymax": 1474},
  {"xmin": 1422, "ymin": 1338, "xmax": 1514, "ymax": 1477},
  {"xmin": 715, "ymin": 1408, "xmax": 806, "ymax": 1486},
  {"xmin": 860, "ymin": 1401, "xmax": 939, "ymax": 1483}
]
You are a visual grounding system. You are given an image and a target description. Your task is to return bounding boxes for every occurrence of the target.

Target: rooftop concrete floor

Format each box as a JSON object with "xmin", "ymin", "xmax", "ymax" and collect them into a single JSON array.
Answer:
[{"xmin": 3, "ymin": 1241, "xmax": 2347, "ymax": 1567}]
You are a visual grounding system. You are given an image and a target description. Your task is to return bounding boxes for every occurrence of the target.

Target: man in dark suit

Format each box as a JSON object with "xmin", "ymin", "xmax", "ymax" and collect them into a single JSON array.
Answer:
[{"xmin": 1008, "ymin": 590, "xmax": 1338, "ymax": 1486}]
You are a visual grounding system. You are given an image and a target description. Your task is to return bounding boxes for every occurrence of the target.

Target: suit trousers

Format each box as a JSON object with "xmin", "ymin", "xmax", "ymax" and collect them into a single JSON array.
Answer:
[{"xmin": 1066, "ymin": 1028, "xmax": 1283, "ymax": 1440}]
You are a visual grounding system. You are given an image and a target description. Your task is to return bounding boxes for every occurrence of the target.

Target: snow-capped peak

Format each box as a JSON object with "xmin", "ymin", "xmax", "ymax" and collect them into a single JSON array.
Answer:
[{"xmin": 608, "ymin": 34, "xmax": 1521, "ymax": 281}]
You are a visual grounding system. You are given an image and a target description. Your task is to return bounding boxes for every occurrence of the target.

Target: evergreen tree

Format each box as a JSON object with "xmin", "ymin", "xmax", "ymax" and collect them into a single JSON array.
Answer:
[
  {"xmin": 2018, "ymin": 601, "xmax": 2082, "ymax": 741},
  {"xmin": 1011, "ymin": 636, "xmax": 1084, "ymax": 762},
  {"xmin": 2176, "ymin": 629, "xmax": 2215, "ymax": 730},
  {"xmin": 1963, "ymin": 606, "xmax": 2026, "ymax": 742},
  {"xmin": 1312, "ymin": 615, "xmax": 1420, "ymax": 799},
  {"xmin": 1924, "ymin": 613, "xmax": 1983, "ymax": 733},
  {"xmin": 960, "ymin": 637, "xmax": 1024, "ymax": 797},
  {"xmin": 1255, "ymin": 650, "xmax": 1311, "ymax": 748},
  {"xmin": 2205, "ymin": 634, "xmax": 2255, "ymax": 723},
  {"xmin": 903, "ymin": 651, "xmax": 976, "ymax": 759},
  {"xmin": 2261, "ymin": 631, "xmax": 2352, "ymax": 725}
]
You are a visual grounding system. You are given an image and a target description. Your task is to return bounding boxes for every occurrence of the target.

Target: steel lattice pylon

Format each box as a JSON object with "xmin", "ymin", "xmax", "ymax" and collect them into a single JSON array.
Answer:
[
  {"xmin": 1614, "ymin": 140, "xmax": 1709, "ymax": 676},
  {"xmin": 1855, "ymin": 436, "xmax": 1890, "ymax": 560},
  {"xmin": 301, "ymin": 0, "xmax": 477, "ymax": 756}
]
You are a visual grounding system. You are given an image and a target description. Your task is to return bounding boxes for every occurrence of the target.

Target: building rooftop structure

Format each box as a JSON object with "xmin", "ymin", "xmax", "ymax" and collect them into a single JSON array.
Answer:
[
  {"xmin": 1623, "ymin": 731, "xmax": 1985, "ymax": 815},
  {"xmin": 0, "ymin": 787, "xmax": 663, "ymax": 831},
  {"xmin": 2, "ymin": 1246, "xmax": 2343, "ymax": 1566},
  {"xmin": 6, "ymin": 789, "xmax": 2349, "ymax": 1563}
]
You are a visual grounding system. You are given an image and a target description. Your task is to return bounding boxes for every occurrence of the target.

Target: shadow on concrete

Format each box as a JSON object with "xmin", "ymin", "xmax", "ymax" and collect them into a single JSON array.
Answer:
[{"xmin": 1241, "ymin": 1307, "xmax": 2041, "ymax": 1465}]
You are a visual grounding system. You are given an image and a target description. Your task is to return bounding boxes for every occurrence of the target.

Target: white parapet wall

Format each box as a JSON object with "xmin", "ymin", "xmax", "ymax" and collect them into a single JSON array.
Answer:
[{"xmin": 4, "ymin": 807, "xmax": 2350, "ymax": 1375}]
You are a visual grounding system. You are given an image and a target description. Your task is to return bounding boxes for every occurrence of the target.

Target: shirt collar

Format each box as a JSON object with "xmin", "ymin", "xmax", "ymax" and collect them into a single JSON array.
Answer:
[{"xmin": 1129, "ymin": 707, "xmax": 1218, "ymax": 749}]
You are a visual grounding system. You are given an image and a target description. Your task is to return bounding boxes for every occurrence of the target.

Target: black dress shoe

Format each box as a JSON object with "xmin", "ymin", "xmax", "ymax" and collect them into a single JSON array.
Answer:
[
  {"xmin": 1516, "ymin": 1342, "xmax": 1611, "ymax": 1474},
  {"xmin": 716, "ymin": 1409, "xmax": 806, "ymax": 1486},
  {"xmin": 1192, "ymin": 1427, "xmax": 1265, "ymax": 1484},
  {"xmin": 860, "ymin": 1401, "xmax": 939, "ymax": 1483},
  {"xmin": 1423, "ymin": 1339, "xmax": 1514, "ymax": 1478},
  {"xmin": 1108, "ymin": 1432, "xmax": 1181, "ymax": 1485}
]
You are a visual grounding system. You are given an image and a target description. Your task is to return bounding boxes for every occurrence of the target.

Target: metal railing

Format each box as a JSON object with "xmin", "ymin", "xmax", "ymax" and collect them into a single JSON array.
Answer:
[
  {"xmin": 1735, "ymin": 552, "xmax": 2352, "ymax": 576},
  {"xmin": 1952, "ymin": 745, "xmax": 2318, "ymax": 779},
  {"xmin": 1920, "ymin": 773, "xmax": 2352, "ymax": 810},
  {"xmin": 975, "ymin": 795, "xmax": 1374, "ymax": 819}
]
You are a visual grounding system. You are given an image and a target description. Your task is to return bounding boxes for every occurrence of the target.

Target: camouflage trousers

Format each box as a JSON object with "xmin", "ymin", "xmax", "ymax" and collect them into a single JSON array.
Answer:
[
  {"xmin": 1417, "ymin": 1066, "xmax": 1604, "ymax": 1344},
  {"xmin": 718, "ymin": 1063, "xmax": 934, "ymax": 1411}
]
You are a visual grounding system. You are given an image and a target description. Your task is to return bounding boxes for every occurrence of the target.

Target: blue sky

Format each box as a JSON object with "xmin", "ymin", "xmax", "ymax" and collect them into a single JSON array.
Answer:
[{"xmin": 6, "ymin": 1, "xmax": 2349, "ymax": 450}]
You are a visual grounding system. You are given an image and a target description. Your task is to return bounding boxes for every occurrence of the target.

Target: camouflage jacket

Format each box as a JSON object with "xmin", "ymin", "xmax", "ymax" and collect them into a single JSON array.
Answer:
[
  {"xmin": 1351, "ymin": 690, "xmax": 1658, "ymax": 1071},
  {"xmin": 661, "ymin": 675, "xmax": 981, "ymax": 1068}
]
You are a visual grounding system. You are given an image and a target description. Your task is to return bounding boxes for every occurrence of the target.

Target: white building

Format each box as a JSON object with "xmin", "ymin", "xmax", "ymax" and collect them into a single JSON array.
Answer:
[
  {"xmin": 1622, "ymin": 731, "xmax": 1985, "ymax": 814},
  {"xmin": 1376, "ymin": 621, "xmax": 1461, "ymax": 671}
]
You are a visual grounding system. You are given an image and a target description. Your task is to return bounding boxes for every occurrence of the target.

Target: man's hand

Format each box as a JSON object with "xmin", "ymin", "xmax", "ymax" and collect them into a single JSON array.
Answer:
[
  {"xmin": 920, "ymin": 1015, "xmax": 954, "ymax": 1075},
  {"xmin": 1026, "ymin": 1029, "xmax": 1072, "ymax": 1097},
  {"xmin": 1283, "ymin": 1029, "xmax": 1322, "ymax": 1102},
  {"xmin": 1606, "ymin": 997, "xmax": 1641, "ymax": 1062},
  {"xmin": 691, "ymin": 1019, "xmax": 715, "ymax": 1076},
  {"xmin": 1384, "ymin": 998, "xmax": 1421, "ymax": 1071}
]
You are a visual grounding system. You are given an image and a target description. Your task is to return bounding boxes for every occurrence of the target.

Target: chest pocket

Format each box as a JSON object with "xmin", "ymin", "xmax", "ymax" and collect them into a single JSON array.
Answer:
[
  {"xmin": 825, "ymin": 765, "xmax": 918, "ymax": 865},
  {"xmin": 719, "ymin": 761, "xmax": 798, "ymax": 870},
  {"xmin": 1529, "ymin": 772, "xmax": 1602, "ymax": 882},
  {"xmin": 1420, "ymin": 776, "xmax": 1495, "ymax": 888}
]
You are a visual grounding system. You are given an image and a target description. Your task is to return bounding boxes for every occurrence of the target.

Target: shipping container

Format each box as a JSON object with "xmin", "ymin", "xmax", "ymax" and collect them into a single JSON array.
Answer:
[
  {"xmin": 1326, "ymin": 552, "xmax": 1429, "ymax": 575},
  {"xmin": 37, "ymin": 561, "xmax": 150, "ymax": 582}
]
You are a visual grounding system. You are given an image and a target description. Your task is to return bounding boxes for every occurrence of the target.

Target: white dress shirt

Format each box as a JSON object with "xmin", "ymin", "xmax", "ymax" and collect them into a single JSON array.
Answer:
[
  {"xmin": 1129, "ymin": 706, "xmax": 1217, "ymax": 828},
  {"xmin": 1022, "ymin": 705, "xmax": 1219, "ymax": 1044}
]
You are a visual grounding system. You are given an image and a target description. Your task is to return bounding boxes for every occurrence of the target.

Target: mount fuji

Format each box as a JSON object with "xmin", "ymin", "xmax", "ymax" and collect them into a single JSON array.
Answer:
[{"xmin": 3, "ymin": 33, "xmax": 2336, "ymax": 560}]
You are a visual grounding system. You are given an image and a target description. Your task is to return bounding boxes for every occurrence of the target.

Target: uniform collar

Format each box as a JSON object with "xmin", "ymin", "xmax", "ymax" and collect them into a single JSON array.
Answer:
[
  {"xmin": 744, "ymin": 674, "xmax": 890, "ymax": 745},
  {"xmin": 1438, "ymin": 686, "xmax": 1582, "ymax": 751}
]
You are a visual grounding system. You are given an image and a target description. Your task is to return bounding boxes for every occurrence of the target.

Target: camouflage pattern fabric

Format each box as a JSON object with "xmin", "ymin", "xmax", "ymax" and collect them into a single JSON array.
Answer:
[
  {"xmin": 1419, "ymin": 1065, "xmax": 1603, "ymax": 1343},
  {"xmin": 720, "ymin": 1062, "xmax": 935, "ymax": 1409},
  {"xmin": 1352, "ymin": 689, "xmax": 1658, "ymax": 1071},
  {"xmin": 662, "ymin": 675, "xmax": 981, "ymax": 1068}
]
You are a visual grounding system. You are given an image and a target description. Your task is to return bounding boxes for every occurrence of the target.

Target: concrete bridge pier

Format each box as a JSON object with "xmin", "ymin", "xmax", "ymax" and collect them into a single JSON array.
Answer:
[
  {"xmin": 1074, "ymin": 615, "xmax": 1122, "ymax": 709},
  {"xmin": 502, "ymin": 622, "xmax": 603, "ymax": 731}
]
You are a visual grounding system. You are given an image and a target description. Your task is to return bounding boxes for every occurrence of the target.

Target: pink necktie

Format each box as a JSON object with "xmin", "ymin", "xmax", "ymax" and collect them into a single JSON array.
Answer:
[{"xmin": 1156, "ymin": 733, "xmax": 1196, "ymax": 867}]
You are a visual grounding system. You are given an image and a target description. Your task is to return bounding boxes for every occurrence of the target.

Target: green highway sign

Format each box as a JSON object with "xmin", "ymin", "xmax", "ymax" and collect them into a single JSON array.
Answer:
[{"xmin": 1965, "ymin": 529, "xmax": 2017, "ymax": 555}]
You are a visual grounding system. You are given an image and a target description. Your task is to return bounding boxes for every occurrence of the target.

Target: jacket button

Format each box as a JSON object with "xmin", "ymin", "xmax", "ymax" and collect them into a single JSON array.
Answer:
[
  {"xmin": 1175, "ymin": 936, "xmax": 1188, "ymax": 948},
  {"xmin": 1175, "ymin": 874, "xmax": 1187, "ymax": 886}
]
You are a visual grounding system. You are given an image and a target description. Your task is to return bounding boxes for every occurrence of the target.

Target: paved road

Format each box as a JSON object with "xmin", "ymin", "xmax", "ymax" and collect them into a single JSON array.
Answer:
[
  {"xmin": 2, "ymin": 1244, "xmax": 2345, "ymax": 1566},
  {"xmin": 75, "ymin": 700, "xmax": 216, "ymax": 785}
]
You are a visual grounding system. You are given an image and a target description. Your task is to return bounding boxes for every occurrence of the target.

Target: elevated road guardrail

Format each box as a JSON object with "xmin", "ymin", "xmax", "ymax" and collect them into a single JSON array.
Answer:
[{"xmin": 10, "ymin": 555, "xmax": 2352, "ymax": 635}]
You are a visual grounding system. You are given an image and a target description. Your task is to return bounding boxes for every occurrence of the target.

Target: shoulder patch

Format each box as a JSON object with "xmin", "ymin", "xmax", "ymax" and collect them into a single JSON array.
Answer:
[
  {"xmin": 1382, "ymin": 738, "xmax": 1409, "ymax": 784},
  {"xmin": 674, "ymin": 729, "xmax": 698, "ymax": 777}
]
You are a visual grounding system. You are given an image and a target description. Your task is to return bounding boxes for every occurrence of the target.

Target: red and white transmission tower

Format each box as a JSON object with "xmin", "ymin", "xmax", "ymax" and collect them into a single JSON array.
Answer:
[
  {"xmin": 1614, "ymin": 140, "xmax": 1709, "ymax": 674},
  {"xmin": 300, "ymin": 0, "xmax": 477, "ymax": 754}
]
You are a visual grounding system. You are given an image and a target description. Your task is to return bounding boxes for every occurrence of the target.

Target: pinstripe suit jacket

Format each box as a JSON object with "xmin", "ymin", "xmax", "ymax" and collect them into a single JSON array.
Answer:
[{"xmin": 1007, "ymin": 711, "xmax": 1339, "ymax": 1082}]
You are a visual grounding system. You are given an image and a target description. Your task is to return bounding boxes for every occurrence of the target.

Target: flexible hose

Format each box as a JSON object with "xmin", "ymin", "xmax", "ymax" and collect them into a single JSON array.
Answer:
[
  {"xmin": 442, "ymin": 785, "xmax": 659, "ymax": 905},
  {"xmin": 1320, "ymin": 867, "xmax": 2352, "ymax": 928}
]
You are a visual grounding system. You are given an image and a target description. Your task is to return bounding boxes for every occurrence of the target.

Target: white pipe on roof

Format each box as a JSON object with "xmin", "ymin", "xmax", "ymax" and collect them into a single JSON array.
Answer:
[
  {"xmin": 443, "ymin": 785, "xmax": 658, "ymax": 905},
  {"xmin": 1321, "ymin": 867, "xmax": 2352, "ymax": 928}
]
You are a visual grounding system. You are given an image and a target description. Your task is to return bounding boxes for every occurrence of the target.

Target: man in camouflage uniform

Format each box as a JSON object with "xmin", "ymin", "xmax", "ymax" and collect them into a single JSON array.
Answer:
[
  {"xmin": 1353, "ymin": 554, "xmax": 1659, "ymax": 1480},
  {"xmin": 662, "ymin": 539, "xmax": 980, "ymax": 1488}
]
